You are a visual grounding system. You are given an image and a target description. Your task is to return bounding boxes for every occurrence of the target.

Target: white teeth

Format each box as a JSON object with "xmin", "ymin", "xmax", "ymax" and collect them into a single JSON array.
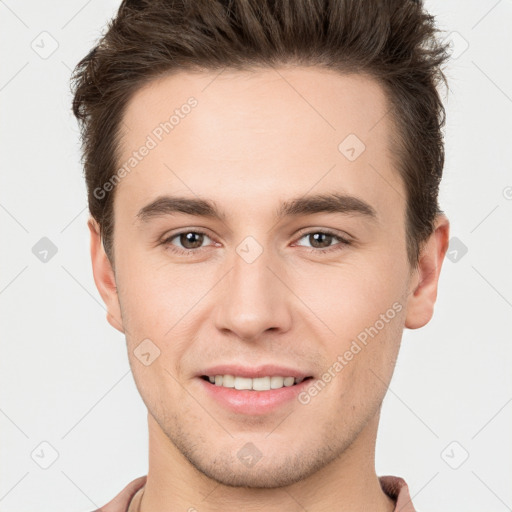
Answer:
[
  {"xmin": 206, "ymin": 374, "xmax": 305, "ymax": 391},
  {"xmin": 222, "ymin": 374, "xmax": 235, "ymax": 387},
  {"xmin": 252, "ymin": 377, "xmax": 270, "ymax": 390},
  {"xmin": 270, "ymin": 376, "xmax": 284, "ymax": 389},
  {"xmin": 234, "ymin": 377, "xmax": 252, "ymax": 390},
  {"xmin": 283, "ymin": 377, "xmax": 295, "ymax": 387}
]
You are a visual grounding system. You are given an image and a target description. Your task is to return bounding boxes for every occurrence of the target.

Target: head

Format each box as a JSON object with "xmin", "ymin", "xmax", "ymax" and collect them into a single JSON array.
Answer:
[{"xmin": 72, "ymin": 0, "xmax": 450, "ymax": 489}]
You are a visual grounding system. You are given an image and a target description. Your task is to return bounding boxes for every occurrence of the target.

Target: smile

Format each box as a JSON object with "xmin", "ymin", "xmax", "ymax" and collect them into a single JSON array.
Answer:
[{"xmin": 201, "ymin": 374, "xmax": 313, "ymax": 391}]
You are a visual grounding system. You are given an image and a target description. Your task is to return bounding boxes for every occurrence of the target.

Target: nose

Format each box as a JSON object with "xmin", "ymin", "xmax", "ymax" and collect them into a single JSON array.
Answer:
[{"xmin": 214, "ymin": 247, "xmax": 293, "ymax": 342}]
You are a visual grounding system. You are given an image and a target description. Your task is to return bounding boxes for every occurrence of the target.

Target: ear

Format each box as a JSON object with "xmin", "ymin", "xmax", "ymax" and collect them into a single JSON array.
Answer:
[
  {"xmin": 405, "ymin": 214, "xmax": 450, "ymax": 329},
  {"xmin": 88, "ymin": 217, "xmax": 125, "ymax": 334}
]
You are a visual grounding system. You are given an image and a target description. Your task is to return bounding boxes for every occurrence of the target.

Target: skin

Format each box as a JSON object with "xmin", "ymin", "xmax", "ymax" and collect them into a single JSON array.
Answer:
[{"xmin": 89, "ymin": 66, "xmax": 449, "ymax": 511}]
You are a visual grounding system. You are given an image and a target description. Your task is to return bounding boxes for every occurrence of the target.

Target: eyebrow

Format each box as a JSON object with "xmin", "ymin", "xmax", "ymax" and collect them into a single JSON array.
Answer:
[{"xmin": 135, "ymin": 192, "xmax": 377, "ymax": 224}]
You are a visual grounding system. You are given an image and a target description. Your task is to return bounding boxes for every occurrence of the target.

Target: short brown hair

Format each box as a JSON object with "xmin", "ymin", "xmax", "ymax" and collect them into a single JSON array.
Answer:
[{"xmin": 71, "ymin": 0, "xmax": 450, "ymax": 267}]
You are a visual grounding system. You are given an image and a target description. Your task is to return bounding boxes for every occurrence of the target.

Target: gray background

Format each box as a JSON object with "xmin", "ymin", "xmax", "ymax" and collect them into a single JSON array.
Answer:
[{"xmin": 1, "ymin": 1, "xmax": 511, "ymax": 510}]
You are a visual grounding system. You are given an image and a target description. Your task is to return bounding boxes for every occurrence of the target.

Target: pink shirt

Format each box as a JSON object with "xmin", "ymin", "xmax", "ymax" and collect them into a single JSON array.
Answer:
[{"xmin": 92, "ymin": 475, "xmax": 416, "ymax": 511}]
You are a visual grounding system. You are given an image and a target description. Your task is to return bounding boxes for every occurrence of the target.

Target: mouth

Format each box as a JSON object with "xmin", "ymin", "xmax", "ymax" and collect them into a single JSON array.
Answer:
[
  {"xmin": 198, "ymin": 373, "xmax": 315, "ymax": 415},
  {"xmin": 200, "ymin": 374, "xmax": 314, "ymax": 391}
]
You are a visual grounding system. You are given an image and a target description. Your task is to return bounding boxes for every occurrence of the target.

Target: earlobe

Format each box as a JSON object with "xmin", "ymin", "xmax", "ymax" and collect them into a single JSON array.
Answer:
[
  {"xmin": 404, "ymin": 214, "xmax": 450, "ymax": 330},
  {"xmin": 88, "ymin": 217, "xmax": 125, "ymax": 334}
]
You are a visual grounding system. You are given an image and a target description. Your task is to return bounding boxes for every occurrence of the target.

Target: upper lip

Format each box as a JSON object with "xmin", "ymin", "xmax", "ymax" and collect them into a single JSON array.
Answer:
[{"xmin": 198, "ymin": 364, "xmax": 313, "ymax": 379}]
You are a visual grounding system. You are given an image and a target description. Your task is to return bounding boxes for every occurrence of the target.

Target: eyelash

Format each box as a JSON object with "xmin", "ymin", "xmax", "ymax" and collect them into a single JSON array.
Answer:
[{"xmin": 161, "ymin": 228, "xmax": 352, "ymax": 256}]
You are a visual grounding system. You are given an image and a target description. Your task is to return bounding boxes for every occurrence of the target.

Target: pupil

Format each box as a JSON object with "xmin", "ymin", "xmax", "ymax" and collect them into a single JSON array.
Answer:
[
  {"xmin": 181, "ymin": 232, "xmax": 203, "ymax": 249},
  {"xmin": 179, "ymin": 232, "xmax": 332, "ymax": 250},
  {"xmin": 311, "ymin": 233, "xmax": 332, "ymax": 248}
]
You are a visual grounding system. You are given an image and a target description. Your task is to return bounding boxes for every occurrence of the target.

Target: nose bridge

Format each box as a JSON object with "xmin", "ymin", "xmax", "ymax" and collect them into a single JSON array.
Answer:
[{"xmin": 214, "ymin": 239, "xmax": 291, "ymax": 340}]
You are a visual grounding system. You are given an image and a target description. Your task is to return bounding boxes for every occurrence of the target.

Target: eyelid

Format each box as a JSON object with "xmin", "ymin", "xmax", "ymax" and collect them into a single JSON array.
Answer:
[
  {"xmin": 293, "ymin": 226, "xmax": 353, "ymax": 243},
  {"xmin": 161, "ymin": 226, "xmax": 352, "ymax": 242},
  {"xmin": 161, "ymin": 226, "xmax": 353, "ymax": 256},
  {"xmin": 160, "ymin": 233, "xmax": 213, "ymax": 257},
  {"xmin": 159, "ymin": 226, "xmax": 215, "ymax": 244}
]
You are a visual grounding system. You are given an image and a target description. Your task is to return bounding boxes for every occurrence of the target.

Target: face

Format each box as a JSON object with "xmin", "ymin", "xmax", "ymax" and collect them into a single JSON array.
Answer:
[{"xmin": 90, "ymin": 66, "xmax": 446, "ymax": 488}]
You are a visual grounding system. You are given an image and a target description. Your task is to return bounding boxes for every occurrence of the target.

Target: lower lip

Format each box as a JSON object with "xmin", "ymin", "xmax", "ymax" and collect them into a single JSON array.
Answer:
[{"xmin": 198, "ymin": 377, "xmax": 313, "ymax": 415}]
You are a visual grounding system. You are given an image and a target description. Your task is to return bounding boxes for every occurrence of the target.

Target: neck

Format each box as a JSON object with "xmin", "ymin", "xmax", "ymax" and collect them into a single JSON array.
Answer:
[{"xmin": 139, "ymin": 410, "xmax": 395, "ymax": 512}]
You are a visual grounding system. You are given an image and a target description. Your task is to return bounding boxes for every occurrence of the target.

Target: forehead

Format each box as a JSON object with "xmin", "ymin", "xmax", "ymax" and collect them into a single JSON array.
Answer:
[{"xmin": 115, "ymin": 66, "xmax": 403, "ymax": 222}]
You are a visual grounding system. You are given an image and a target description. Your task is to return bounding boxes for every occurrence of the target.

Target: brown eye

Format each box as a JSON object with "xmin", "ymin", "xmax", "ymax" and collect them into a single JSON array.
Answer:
[
  {"xmin": 178, "ymin": 232, "xmax": 205, "ymax": 249},
  {"xmin": 163, "ymin": 230, "xmax": 213, "ymax": 253},
  {"xmin": 306, "ymin": 232, "xmax": 335, "ymax": 249},
  {"xmin": 295, "ymin": 229, "xmax": 351, "ymax": 255},
  {"xmin": 296, "ymin": 231, "xmax": 340, "ymax": 249}
]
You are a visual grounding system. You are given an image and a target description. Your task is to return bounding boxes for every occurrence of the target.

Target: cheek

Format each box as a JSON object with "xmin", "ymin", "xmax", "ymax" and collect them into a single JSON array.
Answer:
[
  {"xmin": 291, "ymin": 250, "xmax": 407, "ymax": 393},
  {"xmin": 343, "ymin": 294, "xmax": 406, "ymax": 395},
  {"xmin": 293, "ymin": 257, "xmax": 406, "ymax": 339},
  {"xmin": 116, "ymin": 248, "xmax": 211, "ymax": 334},
  {"xmin": 313, "ymin": 304, "xmax": 405, "ymax": 427}
]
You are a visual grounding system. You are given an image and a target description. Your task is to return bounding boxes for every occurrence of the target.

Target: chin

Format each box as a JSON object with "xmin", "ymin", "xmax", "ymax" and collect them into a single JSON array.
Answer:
[{"xmin": 196, "ymin": 461, "xmax": 311, "ymax": 489}]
